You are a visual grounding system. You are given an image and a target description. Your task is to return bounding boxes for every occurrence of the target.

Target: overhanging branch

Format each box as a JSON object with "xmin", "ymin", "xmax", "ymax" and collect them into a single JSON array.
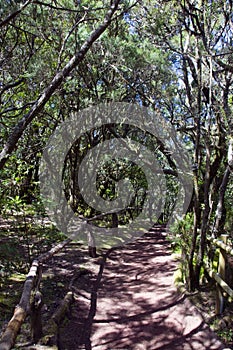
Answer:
[{"xmin": 0, "ymin": 0, "xmax": 121, "ymax": 170}]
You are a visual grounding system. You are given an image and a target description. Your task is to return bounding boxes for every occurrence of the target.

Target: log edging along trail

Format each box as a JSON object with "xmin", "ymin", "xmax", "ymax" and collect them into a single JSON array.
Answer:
[{"xmin": 0, "ymin": 238, "xmax": 72, "ymax": 350}]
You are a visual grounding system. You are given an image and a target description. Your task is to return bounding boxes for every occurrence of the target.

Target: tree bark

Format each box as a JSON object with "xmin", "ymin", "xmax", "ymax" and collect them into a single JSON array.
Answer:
[
  {"xmin": 0, "ymin": 0, "xmax": 121, "ymax": 170},
  {"xmin": 0, "ymin": 0, "xmax": 33, "ymax": 28},
  {"xmin": 212, "ymin": 140, "xmax": 233, "ymax": 235},
  {"xmin": 194, "ymin": 140, "xmax": 212, "ymax": 289},
  {"xmin": 88, "ymin": 231, "xmax": 97, "ymax": 258}
]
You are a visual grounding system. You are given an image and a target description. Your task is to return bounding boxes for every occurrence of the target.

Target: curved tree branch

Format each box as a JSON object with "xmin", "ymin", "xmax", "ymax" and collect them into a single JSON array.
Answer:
[
  {"xmin": 0, "ymin": 0, "xmax": 121, "ymax": 170},
  {"xmin": 0, "ymin": 0, "xmax": 33, "ymax": 28}
]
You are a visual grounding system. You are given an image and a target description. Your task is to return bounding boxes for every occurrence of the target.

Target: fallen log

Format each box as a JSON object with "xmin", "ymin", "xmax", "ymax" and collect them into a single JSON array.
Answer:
[{"xmin": 0, "ymin": 238, "xmax": 72, "ymax": 350}]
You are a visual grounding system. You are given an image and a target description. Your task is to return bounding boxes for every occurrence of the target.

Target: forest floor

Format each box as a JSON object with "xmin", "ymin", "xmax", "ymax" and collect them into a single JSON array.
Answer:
[{"xmin": 1, "ymin": 224, "xmax": 233, "ymax": 349}]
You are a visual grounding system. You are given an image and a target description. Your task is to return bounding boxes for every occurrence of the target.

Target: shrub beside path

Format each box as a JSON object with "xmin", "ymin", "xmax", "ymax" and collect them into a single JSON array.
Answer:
[{"xmin": 60, "ymin": 225, "xmax": 226, "ymax": 350}]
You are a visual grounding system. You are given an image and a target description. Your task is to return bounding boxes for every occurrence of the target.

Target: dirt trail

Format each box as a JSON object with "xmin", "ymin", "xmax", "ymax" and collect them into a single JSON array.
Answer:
[{"xmin": 56, "ymin": 225, "xmax": 225, "ymax": 350}]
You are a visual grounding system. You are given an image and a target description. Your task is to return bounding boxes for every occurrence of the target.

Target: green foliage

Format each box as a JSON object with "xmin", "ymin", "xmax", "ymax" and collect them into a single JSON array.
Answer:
[
  {"xmin": 210, "ymin": 318, "xmax": 233, "ymax": 345},
  {"xmin": 170, "ymin": 212, "xmax": 194, "ymax": 250},
  {"xmin": 170, "ymin": 213, "xmax": 195, "ymax": 283},
  {"xmin": 0, "ymin": 0, "xmax": 233, "ymax": 295},
  {"xmin": 217, "ymin": 328, "xmax": 233, "ymax": 344}
]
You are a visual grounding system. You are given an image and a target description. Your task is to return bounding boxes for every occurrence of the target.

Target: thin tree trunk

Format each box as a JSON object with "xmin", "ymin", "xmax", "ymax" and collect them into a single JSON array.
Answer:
[
  {"xmin": 188, "ymin": 176, "xmax": 200, "ymax": 291},
  {"xmin": 212, "ymin": 140, "xmax": 233, "ymax": 235},
  {"xmin": 112, "ymin": 213, "xmax": 118, "ymax": 228},
  {"xmin": 0, "ymin": 0, "xmax": 33, "ymax": 28},
  {"xmin": 88, "ymin": 231, "xmax": 97, "ymax": 258},
  {"xmin": 188, "ymin": 48, "xmax": 202, "ymax": 291},
  {"xmin": 194, "ymin": 141, "xmax": 212, "ymax": 288}
]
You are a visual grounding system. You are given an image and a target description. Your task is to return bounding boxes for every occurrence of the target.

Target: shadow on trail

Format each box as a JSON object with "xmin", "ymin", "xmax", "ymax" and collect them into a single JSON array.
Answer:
[
  {"xmin": 93, "ymin": 293, "xmax": 187, "ymax": 324},
  {"xmin": 58, "ymin": 225, "xmax": 224, "ymax": 350}
]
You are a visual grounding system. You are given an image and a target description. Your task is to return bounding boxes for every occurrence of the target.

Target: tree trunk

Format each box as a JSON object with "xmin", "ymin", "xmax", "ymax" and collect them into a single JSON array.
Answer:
[
  {"xmin": 212, "ymin": 139, "xmax": 233, "ymax": 235},
  {"xmin": 194, "ymin": 142, "xmax": 211, "ymax": 288},
  {"xmin": 112, "ymin": 212, "xmax": 118, "ymax": 228},
  {"xmin": 188, "ymin": 180, "xmax": 200, "ymax": 291},
  {"xmin": 88, "ymin": 231, "xmax": 97, "ymax": 258}
]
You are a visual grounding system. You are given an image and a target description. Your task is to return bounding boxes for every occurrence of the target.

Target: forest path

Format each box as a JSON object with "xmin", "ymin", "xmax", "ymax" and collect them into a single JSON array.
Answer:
[{"xmin": 54, "ymin": 225, "xmax": 225, "ymax": 350}]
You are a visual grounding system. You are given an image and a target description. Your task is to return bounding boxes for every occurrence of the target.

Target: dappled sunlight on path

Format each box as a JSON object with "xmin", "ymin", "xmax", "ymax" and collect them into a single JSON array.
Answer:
[{"xmin": 60, "ymin": 225, "xmax": 225, "ymax": 350}]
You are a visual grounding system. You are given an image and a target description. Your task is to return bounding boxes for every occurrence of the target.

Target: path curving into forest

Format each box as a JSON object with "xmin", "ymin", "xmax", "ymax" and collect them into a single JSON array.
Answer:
[{"xmin": 57, "ymin": 225, "xmax": 225, "ymax": 350}]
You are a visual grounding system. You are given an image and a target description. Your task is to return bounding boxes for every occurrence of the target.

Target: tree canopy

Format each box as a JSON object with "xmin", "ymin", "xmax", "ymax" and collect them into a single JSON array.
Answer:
[{"xmin": 0, "ymin": 0, "xmax": 233, "ymax": 292}]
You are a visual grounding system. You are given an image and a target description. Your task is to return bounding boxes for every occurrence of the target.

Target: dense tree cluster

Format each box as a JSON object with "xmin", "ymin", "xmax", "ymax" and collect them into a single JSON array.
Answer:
[{"xmin": 0, "ymin": 0, "xmax": 232, "ymax": 291}]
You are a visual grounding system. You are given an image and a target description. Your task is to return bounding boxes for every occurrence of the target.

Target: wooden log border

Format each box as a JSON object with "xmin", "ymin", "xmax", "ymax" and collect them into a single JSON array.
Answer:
[
  {"xmin": 0, "ymin": 238, "xmax": 72, "ymax": 350},
  {"xmin": 206, "ymin": 234, "xmax": 233, "ymax": 314}
]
